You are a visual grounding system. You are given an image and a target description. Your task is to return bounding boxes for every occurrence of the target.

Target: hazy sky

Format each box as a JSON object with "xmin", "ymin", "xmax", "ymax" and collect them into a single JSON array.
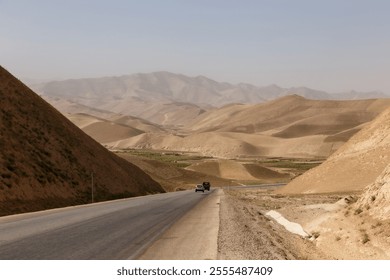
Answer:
[{"xmin": 1, "ymin": 0, "xmax": 389, "ymax": 93}]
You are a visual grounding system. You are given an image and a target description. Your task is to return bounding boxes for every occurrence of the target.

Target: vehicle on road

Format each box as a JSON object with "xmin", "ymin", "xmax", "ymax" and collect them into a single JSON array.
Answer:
[
  {"xmin": 195, "ymin": 184, "xmax": 205, "ymax": 192},
  {"xmin": 202, "ymin": 182, "xmax": 211, "ymax": 191}
]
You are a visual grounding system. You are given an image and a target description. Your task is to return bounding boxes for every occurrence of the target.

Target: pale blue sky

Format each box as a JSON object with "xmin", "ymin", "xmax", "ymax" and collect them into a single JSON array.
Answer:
[{"xmin": 1, "ymin": 0, "xmax": 389, "ymax": 93}]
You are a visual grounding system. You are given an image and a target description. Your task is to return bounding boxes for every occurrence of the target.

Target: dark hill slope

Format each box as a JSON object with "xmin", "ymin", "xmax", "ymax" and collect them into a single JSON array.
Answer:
[{"xmin": 0, "ymin": 66, "xmax": 163, "ymax": 216}]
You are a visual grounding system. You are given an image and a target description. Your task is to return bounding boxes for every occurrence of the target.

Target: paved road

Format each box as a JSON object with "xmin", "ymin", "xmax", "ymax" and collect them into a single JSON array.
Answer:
[
  {"xmin": 0, "ymin": 190, "xmax": 212, "ymax": 259},
  {"xmin": 139, "ymin": 188, "xmax": 222, "ymax": 260}
]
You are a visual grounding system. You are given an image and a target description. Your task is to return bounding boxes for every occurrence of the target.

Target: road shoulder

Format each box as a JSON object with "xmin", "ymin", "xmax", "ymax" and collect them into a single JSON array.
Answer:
[{"xmin": 138, "ymin": 189, "xmax": 221, "ymax": 260}]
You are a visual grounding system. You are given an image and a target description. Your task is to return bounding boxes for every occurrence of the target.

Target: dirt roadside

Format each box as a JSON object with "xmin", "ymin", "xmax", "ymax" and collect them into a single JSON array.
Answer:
[
  {"xmin": 221, "ymin": 188, "xmax": 390, "ymax": 259},
  {"xmin": 218, "ymin": 188, "xmax": 331, "ymax": 259}
]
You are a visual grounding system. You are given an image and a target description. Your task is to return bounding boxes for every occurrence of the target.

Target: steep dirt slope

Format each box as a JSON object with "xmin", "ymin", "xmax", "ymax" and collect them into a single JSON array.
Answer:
[
  {"xmin": 0, "ymin": 66, "xmax": 163, "ymax": 216},
  {"xmin": 278, "ymin": 107, "xmax": 390, "ymax": 194},
  {"xmin": 357, "ymin": 164, "xmax": 390, "ymax": 220}
]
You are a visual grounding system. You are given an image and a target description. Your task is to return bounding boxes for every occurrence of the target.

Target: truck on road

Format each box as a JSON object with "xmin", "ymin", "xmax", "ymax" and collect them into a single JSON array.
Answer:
[
  {"xmin": 195, "ymin": 182, "xmax": 211, "ymax": 192},
  {"xmin": 202, "ymin": 182, "xmax": 210, "ymax": 191}
]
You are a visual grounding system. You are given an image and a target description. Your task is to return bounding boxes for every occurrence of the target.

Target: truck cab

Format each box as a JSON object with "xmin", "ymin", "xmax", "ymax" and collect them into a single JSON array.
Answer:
[{"xmin": 202, "ymin": 182, "xmax": 211, "ymax": 191}]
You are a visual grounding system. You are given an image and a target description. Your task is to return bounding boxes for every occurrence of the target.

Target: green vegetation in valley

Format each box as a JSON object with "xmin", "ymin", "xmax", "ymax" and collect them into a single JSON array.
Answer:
[
  {"xmin": 257, "ymin": 158, "xmax": 324, "ymax": 171},
  {"xmin": 116, "ymin": 149, "xmax": 212, "ymax": 168}
]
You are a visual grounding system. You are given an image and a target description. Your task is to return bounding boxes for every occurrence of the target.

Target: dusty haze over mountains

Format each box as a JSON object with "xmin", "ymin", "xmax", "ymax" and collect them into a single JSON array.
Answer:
[{"xmin": 32, "ymin": 72, "xmax": 389, "ymax": 109}]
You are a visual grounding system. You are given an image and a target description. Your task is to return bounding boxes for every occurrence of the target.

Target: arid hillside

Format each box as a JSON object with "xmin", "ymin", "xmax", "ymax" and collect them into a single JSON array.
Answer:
[
  {"xmin": 189, "ymin": 95, "xmax": 390, "ymax": 134},
  {"xmin": 357, "ymin": 164, "xmax": 390, "ymax": 220},
  {"xmin": 67, "ymin": 113, "xmax": 165, "ymax": 143},
  {"xmin": 278, "ymin": 106, "xmax": 390, "ymax": 194},
  {"xmin": 0, "ymin": 66, "xmax": 164, "ymax": 216}
]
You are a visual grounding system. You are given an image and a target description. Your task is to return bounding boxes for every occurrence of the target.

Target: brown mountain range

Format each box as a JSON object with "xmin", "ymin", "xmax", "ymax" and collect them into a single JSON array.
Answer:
[{"xmin": 0, "ymin": 66, "xmax": 164, "ymax": 216}]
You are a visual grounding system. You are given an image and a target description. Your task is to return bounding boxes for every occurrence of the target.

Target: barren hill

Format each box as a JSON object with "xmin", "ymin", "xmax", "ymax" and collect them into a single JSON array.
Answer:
[
  {"xmin": 67, "ymin": 113, "xmax": 165, "ymax": 143},
  {"xmin": 0, "ymin": 66, "xmax": 164, "ymax": 216},
  {"xmin": 278, "ymin": 106, "xmax": 390, "ymax": 194},
  {"xmin": 189, "ymin": 95, "xmax": 390, "ymax": 135}
]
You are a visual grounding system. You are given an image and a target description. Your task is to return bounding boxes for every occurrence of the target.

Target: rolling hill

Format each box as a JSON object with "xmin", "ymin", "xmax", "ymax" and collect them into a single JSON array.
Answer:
[
  {"xmin": 188, "ymin": 95, "xmax": 390, "ymax": 134},
  {"xmin": 0, "ymin": 66, "xmax": 164, "ymax": 216},
  {"xmin": 278, "ymin": 106, "xmax": 390, "ymax": 194},
  {"xmin": 67, "ymin": 113, "xmax": 165, "ymax": 143},
  {"xmin": 84, "ymin": 95, "xmax": 390, "ymax": 159}
]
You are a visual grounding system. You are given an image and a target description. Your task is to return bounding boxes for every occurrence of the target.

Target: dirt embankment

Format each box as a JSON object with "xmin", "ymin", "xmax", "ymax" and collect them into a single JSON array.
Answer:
[{"xmin": 219, "ymin": 187, "xmax": 390, "ymax": 260}]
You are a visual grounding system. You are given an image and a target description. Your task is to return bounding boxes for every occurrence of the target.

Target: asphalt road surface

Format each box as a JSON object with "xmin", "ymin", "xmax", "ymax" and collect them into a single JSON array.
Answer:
[{"xmin": 0, "ymin": 190, "xmax": 212, "ymax": 259}]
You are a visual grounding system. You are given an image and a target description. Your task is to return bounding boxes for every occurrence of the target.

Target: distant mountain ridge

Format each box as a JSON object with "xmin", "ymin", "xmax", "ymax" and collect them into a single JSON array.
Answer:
[{"xmin": 30, "ymin": 71, "xmax": 389, "ymax": 108}]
